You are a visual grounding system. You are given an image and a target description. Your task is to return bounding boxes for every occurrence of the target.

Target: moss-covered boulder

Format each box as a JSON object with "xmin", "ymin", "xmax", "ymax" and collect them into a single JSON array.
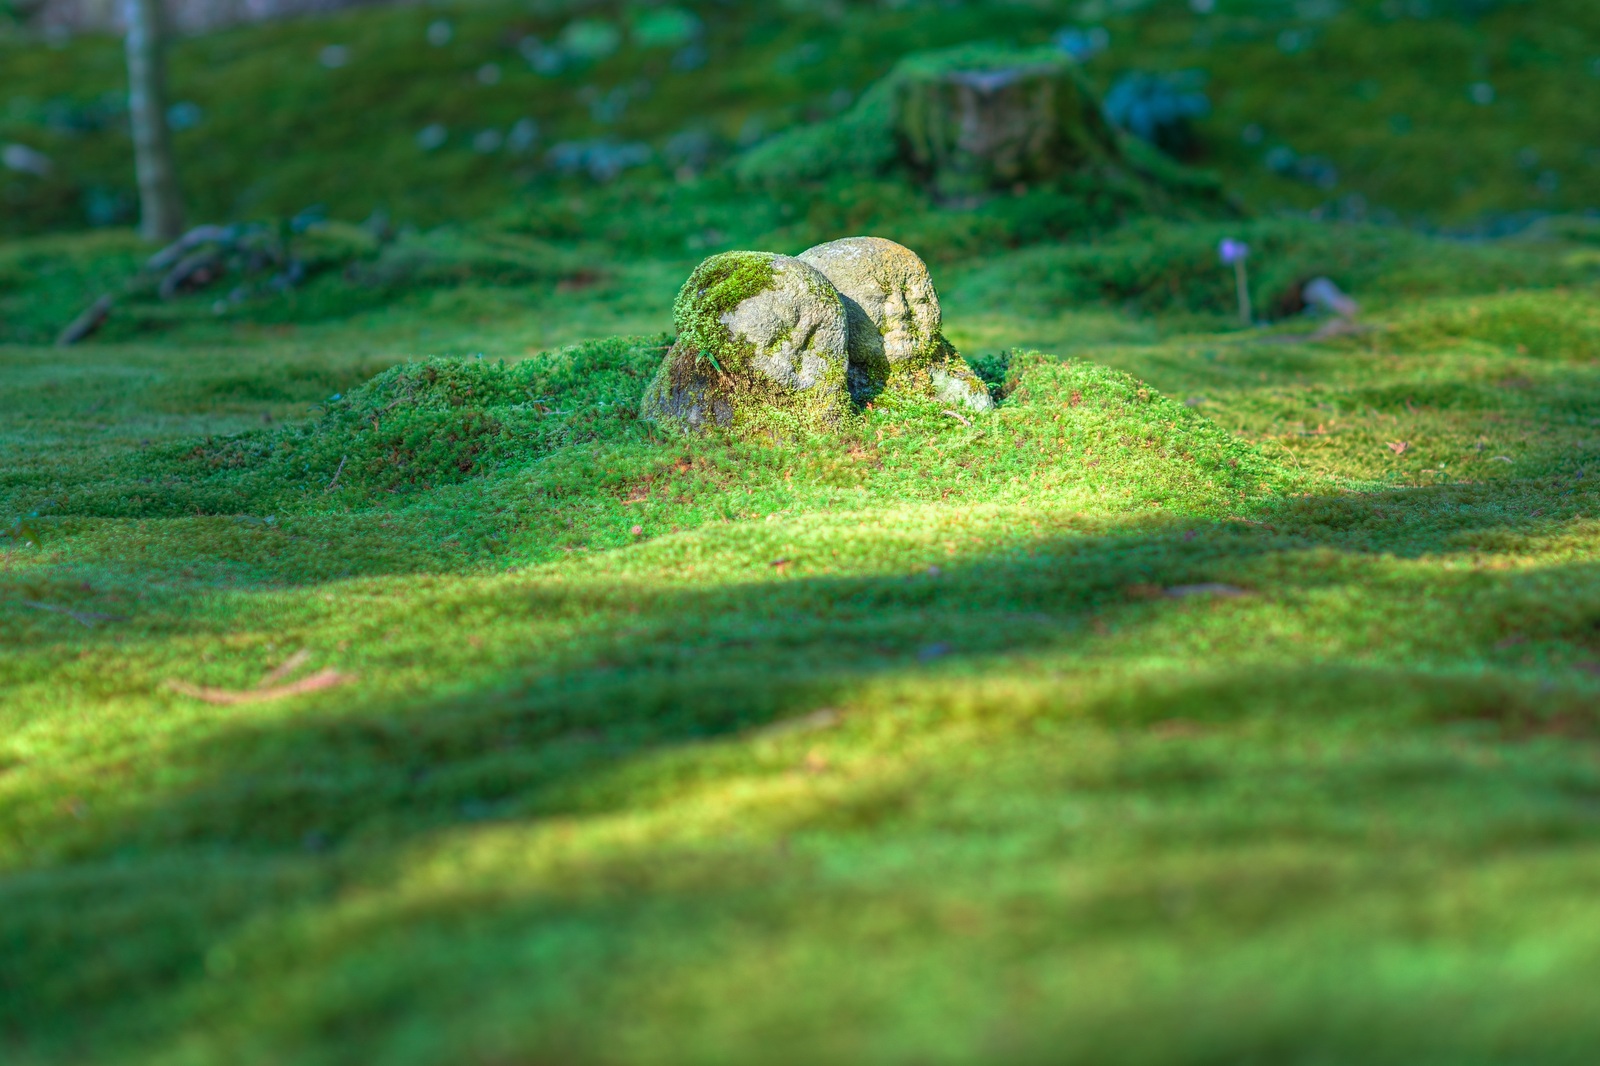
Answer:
[
  {"xmin": 641, "ymin": 251, "xmax": 852, "ymax": 433},
  {"xmin": 797, "ymin": 236, "xmax": 992, "ymax": 412}
]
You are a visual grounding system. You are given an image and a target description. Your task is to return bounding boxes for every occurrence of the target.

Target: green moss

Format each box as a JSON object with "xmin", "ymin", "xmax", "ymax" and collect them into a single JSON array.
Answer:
[
  {"xmin": 946, "ymin": 215, "xmax": 1598, "ymax": 329},
  {"xmin": 733, "ymin": 79, "xmax": 901, "ymax": 187},
  {"xmin": 12, "ymin": 242, "xmax": 1600, "ymax": 1062},
  {"xmin": 12, "ymin": 3, "xmax": 1600, "ymax": 1060},
  {"xmin": 0, "ymin": 230, "xmax": 146, "ymax": 345},
  {"xmin": 342, "ymin": 229, "xmax": 576, "ymax": 294},
  {"xmin": 48, "ymin": 337, "xmax": 666, "ymax": 517},
  {"xmin": 671, "ymin": 250, "xmax": 780, "ymax": 373}
]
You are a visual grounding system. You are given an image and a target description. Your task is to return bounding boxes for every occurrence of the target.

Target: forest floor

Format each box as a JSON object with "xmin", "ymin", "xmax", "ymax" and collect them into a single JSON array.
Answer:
[{"xmin": 7, "ymin": 1, "xmax": 1600, "ymax": 1063}]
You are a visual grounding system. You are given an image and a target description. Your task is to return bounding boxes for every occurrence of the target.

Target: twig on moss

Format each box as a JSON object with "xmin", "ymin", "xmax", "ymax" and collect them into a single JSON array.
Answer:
[
  {"xmin": 19, "ymin": 600, "xmax": 125, "ymax": 627},
  {"xmin": 326, "ymin": 455, "xmax": 347, "ymax": 491},
  {"xmin": 1269, "ymin": 439, "xmax": 1302, "ymax": 469},
  {"xmin": 166, "ymin": 669, "xmax": 353, "ymax": 706},
  {"xmin": 259, "ymin": 648, "xmax": 312, "ymax": 687},
  {"xmin": 942, "ymin": 409, "xmax": 972, "ymax": 427}
]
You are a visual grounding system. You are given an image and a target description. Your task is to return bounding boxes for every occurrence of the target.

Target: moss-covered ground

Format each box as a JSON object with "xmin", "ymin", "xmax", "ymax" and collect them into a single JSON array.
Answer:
[{"xmin": 7, "ymin": 0, "xmax": 1600, "ymax": 1062}]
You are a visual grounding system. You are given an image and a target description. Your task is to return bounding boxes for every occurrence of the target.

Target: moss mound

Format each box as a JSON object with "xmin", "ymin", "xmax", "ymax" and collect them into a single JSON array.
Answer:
[
  {"xmin": 78, "ymin": 336, "xmax": 667, "ymax": 516},
  {"xmin": 1002, "ymin": 350, "xmax": 1286, "ymax": 498},
  {"xmin": 223, "ymin": 336, "xmax": 662, "ymax": 497}
]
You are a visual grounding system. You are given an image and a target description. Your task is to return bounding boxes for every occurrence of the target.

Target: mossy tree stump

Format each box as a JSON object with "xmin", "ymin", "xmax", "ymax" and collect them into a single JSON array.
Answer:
[
  {"xmin": 892, "ymin": 47, "xmax": 1124, "ymax": 200},
  {"xmin": 735, "ymin": 43, "xmax": 1227, "ymax": 221}
]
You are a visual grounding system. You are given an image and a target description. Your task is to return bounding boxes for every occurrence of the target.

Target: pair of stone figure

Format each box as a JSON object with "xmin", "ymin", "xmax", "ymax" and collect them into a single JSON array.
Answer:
[{"xmin": 641, "ymin": 237, "xmax": 992, "ymax": 433}]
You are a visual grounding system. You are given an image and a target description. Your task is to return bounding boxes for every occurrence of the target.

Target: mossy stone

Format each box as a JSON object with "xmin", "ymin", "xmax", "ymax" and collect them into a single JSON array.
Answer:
[
  {"xmin": 797, "ymin": 236, "xmax": 992, "ymax": 412},
  {"xmin": 669, "ymin": 250, "xmax": 780, "ymax": 371},
  {"xmin": 643, "ymin": 251, "xmax": 852, "ymax": 434}
]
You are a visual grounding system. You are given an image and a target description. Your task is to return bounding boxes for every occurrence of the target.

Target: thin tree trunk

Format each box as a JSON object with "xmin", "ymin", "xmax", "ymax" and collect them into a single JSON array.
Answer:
[{"xmin": 124, "ymin": 0, "xmax": 184, "ymax": 242}]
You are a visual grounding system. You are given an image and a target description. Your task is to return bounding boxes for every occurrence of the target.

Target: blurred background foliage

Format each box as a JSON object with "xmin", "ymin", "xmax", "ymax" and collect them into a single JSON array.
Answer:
[{"xmin": 2, "ymin": 0, "xmax": 1596, "ymax": 239}]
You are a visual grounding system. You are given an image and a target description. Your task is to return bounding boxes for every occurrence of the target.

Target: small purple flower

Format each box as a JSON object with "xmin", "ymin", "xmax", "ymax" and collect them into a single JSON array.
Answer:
[{"xmin": 1218, "ymin": 238, "xmax": 1250, "ymax": 265}]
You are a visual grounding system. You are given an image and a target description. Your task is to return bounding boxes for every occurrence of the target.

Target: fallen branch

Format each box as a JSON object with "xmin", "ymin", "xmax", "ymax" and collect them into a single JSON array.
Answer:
[
  {"xmin": 1165, "ymin": 583, "xmax": 1247, "ymax": 599},
  {"xmin": 146, "ymin": 224, "xmax": 232, "ymax": 272},
  {"xmin": 19, "ymin": 600, "xmax": 125, "ymax": 627},
  {"xmin": 57, "ymin": 295, "xmax": 115, "ymax": 347},
  {"xmin": 753, "ymin": 707, "xmax": 840, "ymax": 739},
  {"xmin": 166, "ymin": 668, "xmax": 353, "ymax": 706},
  {"xmin": 1251, "ymin": 321, "xmax": 1373, "ymax": 346},
  {"xmin": 942, "ymin": 408, "xmax": 972, "ymax": 427},
  {"xmin": 158, "ymin": 249, "xmax": 224, "ymax": 301}
]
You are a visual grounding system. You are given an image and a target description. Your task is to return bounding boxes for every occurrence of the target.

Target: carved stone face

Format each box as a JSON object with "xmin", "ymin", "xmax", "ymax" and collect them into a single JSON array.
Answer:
[
  {"xmin": 797, "ymin": 237, "xmax": 944, "ymax": 372},
  {"xmin": 716, "ymin": 257, "xmax": 848, "ymax": 390},
  {"xmin": 879, "ymin": 267, "xmax": 942, "ymax": 363}
]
